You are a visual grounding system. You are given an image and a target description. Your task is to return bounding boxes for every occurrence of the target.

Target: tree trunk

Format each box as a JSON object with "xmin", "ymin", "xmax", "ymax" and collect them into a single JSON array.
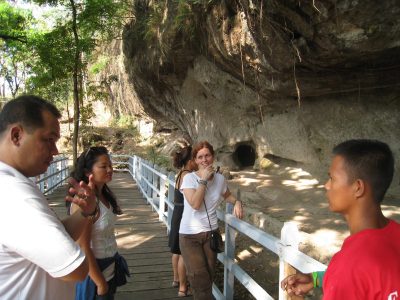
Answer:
[{"xmin": 70, "ymin": 0, "xmax": 80, "ymax": 169}]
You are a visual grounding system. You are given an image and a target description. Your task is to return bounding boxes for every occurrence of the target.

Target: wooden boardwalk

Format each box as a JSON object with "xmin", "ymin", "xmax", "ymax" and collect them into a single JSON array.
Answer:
[{"xmin": 48, "ymin": 172, "xmax": 191, "ymax": 300}]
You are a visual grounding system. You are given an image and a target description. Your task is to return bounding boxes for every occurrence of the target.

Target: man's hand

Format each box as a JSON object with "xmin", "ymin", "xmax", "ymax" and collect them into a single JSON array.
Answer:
[
  {"xmin": 281, "ymin": 273, "xmax": 314, "ymax": 296},
  {"xmin": 65, "ymin": 175, "xmax": 97, "ymax": 216}
]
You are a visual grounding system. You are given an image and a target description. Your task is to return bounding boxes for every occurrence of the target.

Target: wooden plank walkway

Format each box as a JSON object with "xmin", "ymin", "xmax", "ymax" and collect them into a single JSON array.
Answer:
[{"xmin": 48, "ymin": 172, "xmax": 191, "ymax": 300}]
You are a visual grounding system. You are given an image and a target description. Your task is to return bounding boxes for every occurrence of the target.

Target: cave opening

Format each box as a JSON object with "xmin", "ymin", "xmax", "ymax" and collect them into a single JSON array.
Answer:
[{"xmin": 232, "ymin": 143, "xmax": 256, "ymax": 168}]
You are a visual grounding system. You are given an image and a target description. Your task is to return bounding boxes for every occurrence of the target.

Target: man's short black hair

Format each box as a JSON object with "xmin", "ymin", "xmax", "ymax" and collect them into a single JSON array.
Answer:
[
  {"xmin": 333, "ymin": 139, "xmax": 394, "ymax": 203},
  {"xmin": 0, "ymin": 95, "xmax": 61, "ymax": 134}
]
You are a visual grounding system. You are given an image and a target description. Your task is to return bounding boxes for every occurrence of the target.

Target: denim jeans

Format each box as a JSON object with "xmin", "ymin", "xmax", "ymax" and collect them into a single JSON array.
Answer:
[{"xmin": 179, "ymin": 231, "xmax": 217, "ymax": 300}]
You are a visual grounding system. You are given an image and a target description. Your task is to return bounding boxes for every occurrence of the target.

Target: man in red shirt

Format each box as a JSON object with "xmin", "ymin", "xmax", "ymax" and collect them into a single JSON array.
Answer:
[{"xmin": 281, "ymin": 139, "xmax": 400, "ymax": 299}]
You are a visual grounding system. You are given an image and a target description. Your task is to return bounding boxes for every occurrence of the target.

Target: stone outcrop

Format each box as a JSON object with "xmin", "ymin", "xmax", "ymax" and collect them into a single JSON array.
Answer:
[{"xmin": 108, "ymin": 0, "xmax": 399, "ymax": 189}]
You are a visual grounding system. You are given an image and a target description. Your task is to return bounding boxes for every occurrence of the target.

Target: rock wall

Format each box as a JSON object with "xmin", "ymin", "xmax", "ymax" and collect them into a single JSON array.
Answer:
[{"xmin": 112, "ymin": 0, "xmax": 399, "ymax": 190}]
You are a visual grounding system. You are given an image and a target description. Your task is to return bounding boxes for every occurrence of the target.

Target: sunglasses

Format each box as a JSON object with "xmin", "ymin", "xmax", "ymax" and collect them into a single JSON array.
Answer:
[{"xmin": 84, "ymin": 146, "xmax": 108, "ymax": 159}]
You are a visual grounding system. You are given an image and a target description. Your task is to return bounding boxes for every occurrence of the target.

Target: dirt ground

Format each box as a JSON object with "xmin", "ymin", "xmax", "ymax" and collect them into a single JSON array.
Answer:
[{"xmin": 219, "ymin": 164, "xmax": 400, "ymax": 299}]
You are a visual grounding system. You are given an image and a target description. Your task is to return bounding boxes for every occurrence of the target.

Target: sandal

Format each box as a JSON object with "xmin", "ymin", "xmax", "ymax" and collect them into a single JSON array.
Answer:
[
  {"xmin": 172, "ymin": 281, "xmax": 179, "ymax": 288},
  {"xmin": 178, "ymin": 289, "xmax": 192, "ymax": 297}
]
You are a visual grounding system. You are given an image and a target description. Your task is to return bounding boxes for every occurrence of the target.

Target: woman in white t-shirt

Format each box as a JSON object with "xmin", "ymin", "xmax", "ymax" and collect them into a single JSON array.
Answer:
[
  {"xmin": 70, "ymin": 146, "xmax": 129, "ymax": 300},
  {"xmin": 179, "ymin": 141, "xmax": 243, "ymax": 300}
]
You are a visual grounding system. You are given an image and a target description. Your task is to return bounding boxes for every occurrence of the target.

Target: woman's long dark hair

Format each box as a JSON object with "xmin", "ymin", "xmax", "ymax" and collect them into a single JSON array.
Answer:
[
  {"xmin": 173, "ymin": 145, "xmax": 192, "ymax": 169},
  {"xmin": 70, "ymin": 146, "xmax": 122, "ymax": 215}
]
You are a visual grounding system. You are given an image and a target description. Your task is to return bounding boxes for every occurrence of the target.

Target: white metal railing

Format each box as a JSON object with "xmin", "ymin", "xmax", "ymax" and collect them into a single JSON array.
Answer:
[
  {"xmin": 112, "ymin": 154, "xmax": 327, "ymax": 300},
  {"xmin": 33, "ymin": 155, "xmax": 69, "ymax": 195}
]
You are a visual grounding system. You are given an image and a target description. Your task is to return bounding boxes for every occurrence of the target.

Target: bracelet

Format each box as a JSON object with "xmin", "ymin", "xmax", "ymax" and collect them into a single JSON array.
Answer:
[
  {"xmin": 312, "ymin": 272, "xmax": 318, "ymax": 287},
  {"xmin": 81, "ymin": 202, "xmax": 99, "ymax": 219},
  {"xmin": 312, "ymin": 271, "xmax": 324, "ymax": 288},
  {"xmin": 198, "ymin": 179, "xmax": 208, "ymax": 186}
]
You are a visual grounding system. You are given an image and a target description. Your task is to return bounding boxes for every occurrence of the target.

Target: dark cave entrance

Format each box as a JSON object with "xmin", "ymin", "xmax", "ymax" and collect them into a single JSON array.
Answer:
[{"xmin": 232, "ymin": 143, "xmax": 256, "ymax": 168}]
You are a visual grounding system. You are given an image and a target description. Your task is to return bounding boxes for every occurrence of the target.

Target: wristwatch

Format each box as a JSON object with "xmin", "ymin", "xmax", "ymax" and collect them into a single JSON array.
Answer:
[{"xmin": 198, "ymin": 179, "xmax": 208, "ymax": 186}]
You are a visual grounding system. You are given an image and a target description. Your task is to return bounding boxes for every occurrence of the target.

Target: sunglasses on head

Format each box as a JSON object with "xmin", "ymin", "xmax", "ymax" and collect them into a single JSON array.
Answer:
[{"xmin": 84, "ymin": 146, "xmax": 108, "ymax": 158}]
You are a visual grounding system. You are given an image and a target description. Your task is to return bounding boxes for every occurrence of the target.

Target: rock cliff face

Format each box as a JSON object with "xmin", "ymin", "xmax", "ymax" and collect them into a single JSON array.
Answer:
[{"xmin": 113, "ymin": 0, "xmax": 399, "ymax": 188}]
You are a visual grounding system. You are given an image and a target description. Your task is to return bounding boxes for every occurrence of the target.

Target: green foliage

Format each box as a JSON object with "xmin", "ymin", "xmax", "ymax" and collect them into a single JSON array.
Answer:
[
  {"xmin": 145, "ymin": 146, "xmax": 171, "ymax": 169},
  {"xmin": 130, "ymin": 1, "xmax": 171, "ymax": 69},
  {"xmin": 0, "ymin": 1, "xmax": 32, "ymax": 44},
  {"xmin": 129, "ymin": 0, "xmax": 215, "ymax": 71},
  {"xmin": 80, "ymin": 101, "xmax": 95, "ymax": 126},
  {"xmin": 173, "ymin": 0, "xmax": 197, "ymax": 41},
  {"xmin": 111, "ymin": 114, "xmax": 137, "ymax": 130},
  {"xmin": 34, "ymin": 25, "xmax": 76, "ymax": 79},
  {"xmin": 143, "ymin": 2, "xmax": 163, "ymax": 43},
  {"xmin": 0, "ymin": 3, "xmax": 37, "ymax": 97},
  {"xmin": 78, "ymin": 0, "xmax": 130, "ymax": 41},
  {"xmin": 0, "ymin": 41, "xmax": 31, "ymax": 97},
  {"xmin": 27, "ymin": 74, "xmax": 71, "ymax": 106},
  {"xmin": 2, "ymin": 0, "xmax": 131, "ymax": 100},
  {"xmin": 86, "ymin": 83, "xmax": 109, "ymax": 102},
  {"xmin": 172, "ymin": 0, "xmax": 214, "ymax": 46},
  {"xmin": 89, "ymin": 56, "xmax": 109, "ymax": 75}
]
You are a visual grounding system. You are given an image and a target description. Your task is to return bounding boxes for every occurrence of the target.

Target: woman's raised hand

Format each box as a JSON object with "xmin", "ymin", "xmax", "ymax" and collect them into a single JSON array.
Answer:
[{"xmin": 199, "ymin": 165, "xmax": 214, "ymax": 181}]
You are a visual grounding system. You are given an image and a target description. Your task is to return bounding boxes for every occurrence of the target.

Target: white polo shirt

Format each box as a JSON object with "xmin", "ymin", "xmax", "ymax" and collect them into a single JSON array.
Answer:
[{"xmin": 0, "ymin": 161, "xmax": 85, "ymax": 300}]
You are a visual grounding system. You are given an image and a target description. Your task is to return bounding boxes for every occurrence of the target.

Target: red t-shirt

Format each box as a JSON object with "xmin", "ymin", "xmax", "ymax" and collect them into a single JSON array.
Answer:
[{"xmin": 323, "ymin": 220, "xmax": 400, "ymax": 300}]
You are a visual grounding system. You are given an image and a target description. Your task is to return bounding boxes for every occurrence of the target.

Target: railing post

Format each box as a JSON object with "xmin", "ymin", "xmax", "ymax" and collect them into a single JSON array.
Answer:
[
  {"xmin": 159, "ymin": 167, "xmax": 167, "ymax": 224},
  {"xmin": 147, "ymin": 162, "xmax": 154, "ymax": 205},
  {"xmin": 224, "ymin": 194, "xmax": 236, "ymax": 300},
  {"xmin": 153, "ymin": 164, "xmax": 159, "ymax": 210},
  {"xmin": 167, "ymin": 171, "xmax": 175, "ymax": 233},
  {"xmin": 136, "ymin": 157, "xmax": 143, "ymax": 194},
  {"xmin": 51, "ymin": 161, "xmax": 55, "ymax": 192},
  {"xmin": 279, "ymin": 222, "xmax": 302, "ymax": 300},
  {"xmin": 40, "ymin": 173, "xmax": 45, "ymax": 192},
  {"xmin": 143, "ymin": 159, "xmax": 149, "ymax": 197},
  {"xmin": 46, "ymin": 165, "xmax": 51, "ymax": 193},
  {"xmin": 132, "ymin": 156, "xmax": 137, "ymax": 179},
  {"xmin": 61, "ymin": 158, "xmax": 64, "ymax": 183},
  {"xmin": 142, "ymin": 159, "xmax": 147, "ymax": 195},
  {"xmin": 63, "ymin": 157, "xmax": 67, "ymax": 181},
  {"xmin": 56, "ymin": 160, "xmax": 60, "ymax": 189}
]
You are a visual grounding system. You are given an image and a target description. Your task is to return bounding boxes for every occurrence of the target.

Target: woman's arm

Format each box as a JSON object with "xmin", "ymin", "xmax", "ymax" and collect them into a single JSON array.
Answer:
[
  {"xmin": 71, "ymin": 204, "xmax": 109, "ymax": 295},
  {"xmin": 223, "ymin": 188, "xmax": 243, "ymax": 219},
  {"xmin": 183, "ymin": 184, "xmax": 207, "ymax": 210}
]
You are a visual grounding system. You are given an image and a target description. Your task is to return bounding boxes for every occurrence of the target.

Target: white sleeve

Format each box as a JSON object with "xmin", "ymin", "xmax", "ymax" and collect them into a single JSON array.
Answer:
[
  {"xmin": 180, "ymin": 173, "xmax": 197, "ymax": 191},
  {"xmin": 1, "ymin": 180, "xmax": 85, "ymax": 278}
]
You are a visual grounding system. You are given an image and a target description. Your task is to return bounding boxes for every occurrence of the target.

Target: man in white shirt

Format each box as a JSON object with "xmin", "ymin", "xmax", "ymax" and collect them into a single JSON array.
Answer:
[{"xmin": 0, "ymin": 95, "xmax": 97, "ymax": 299}]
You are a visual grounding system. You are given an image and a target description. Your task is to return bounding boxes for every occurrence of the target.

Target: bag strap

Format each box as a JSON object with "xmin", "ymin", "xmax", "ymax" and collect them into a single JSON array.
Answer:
[
  {"xmin": 175, "ymin": 169, "xmax": 191, "ymax": 188},
  {"xmin": 203, "ymin": 196, "xmax": 213, "ymax": 232}
]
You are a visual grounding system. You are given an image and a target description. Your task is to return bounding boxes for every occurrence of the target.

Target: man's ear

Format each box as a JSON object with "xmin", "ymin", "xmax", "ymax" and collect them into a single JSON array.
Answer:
[
  {"xmin": 10, "ymin": 125, "xmax": 23, "ymax": 146},
  {"xmin": 353, "ymin": 179, "xmax": 366, "ymax": 198}
]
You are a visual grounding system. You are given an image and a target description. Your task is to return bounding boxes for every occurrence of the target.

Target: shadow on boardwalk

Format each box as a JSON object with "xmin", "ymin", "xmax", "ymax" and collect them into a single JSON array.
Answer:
[{"xmin": 48, "ymin": 172, "xmax": 190, "ymax": 300}]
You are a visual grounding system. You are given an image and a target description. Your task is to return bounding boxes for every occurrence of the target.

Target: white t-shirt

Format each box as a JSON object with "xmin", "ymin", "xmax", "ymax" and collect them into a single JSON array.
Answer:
[
  {"xmin": 0, "ymin": 161, "xmax": 85, "ymax": 300},
  {"xmin": 179, "ymin": 172, "xmax": 227, "ymax": 234}
]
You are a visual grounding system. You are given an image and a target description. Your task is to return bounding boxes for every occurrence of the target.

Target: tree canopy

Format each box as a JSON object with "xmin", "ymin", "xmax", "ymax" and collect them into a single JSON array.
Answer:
[{"xmin": 0, "ymin": 0, "xmax": 131, "ymax": 163}]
